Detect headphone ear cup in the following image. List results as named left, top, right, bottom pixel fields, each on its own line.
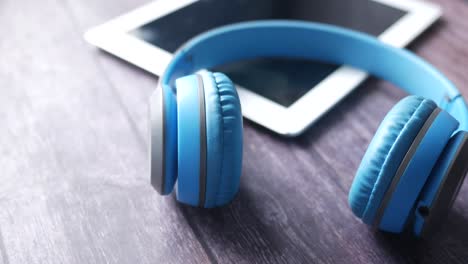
left=348, top=96, right=437, bottom=224
left=175, top=72, right=242, bottom=208
left=175, top=74, right=207, bottom=206
left=413, top=131, right=468, bottom=236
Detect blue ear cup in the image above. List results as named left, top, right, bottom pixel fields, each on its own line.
left=349, top=96, right=459, bottom=233
left=175, top=71, right=242, bottom=208
left=175, top=74, right=205, bottom=206
left=413, top=131, right=468, bottom=236
left=349, top=96, right=436, bottom=221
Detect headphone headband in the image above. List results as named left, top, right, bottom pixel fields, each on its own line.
left=152, top=20, right=468, bottom=229
left=160, top=20, right=468, bottom=129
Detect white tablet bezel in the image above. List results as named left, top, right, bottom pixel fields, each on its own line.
left=84, top=0, right=441, bottom=136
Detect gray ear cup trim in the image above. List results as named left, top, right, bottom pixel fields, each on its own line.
left=150, top=85, right=166, bottom=195
left=419, top=133, right=468, bottom=237
left=373, top=108, right=441, bottom=229
left=196, top=74, right=207, bottom=207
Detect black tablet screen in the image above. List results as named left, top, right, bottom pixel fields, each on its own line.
left=132, top=0, right=405, bottom=106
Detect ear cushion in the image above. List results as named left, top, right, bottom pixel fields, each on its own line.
left=201, top=71, right=243, bottom=208
left=348, top=96, right=437, bottom=224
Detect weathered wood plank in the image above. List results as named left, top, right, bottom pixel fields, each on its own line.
left=67, top=0, right=468, bottom=263
left=0, top=0, right=210, bottom=263
left=3, top=0, right=468, bottom=263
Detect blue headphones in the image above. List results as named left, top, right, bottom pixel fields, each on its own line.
left=150, top=20, right=468, bottom=237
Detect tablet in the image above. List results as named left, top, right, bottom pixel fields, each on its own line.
left=85, top=0, right=441, bottom=136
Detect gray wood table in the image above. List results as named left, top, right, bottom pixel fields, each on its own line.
left=2, top=0, right=468, bottom=263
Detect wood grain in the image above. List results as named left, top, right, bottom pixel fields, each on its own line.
left=0, top=0, right=209, bottom=263
left=2, top=0, right=468, bottom=263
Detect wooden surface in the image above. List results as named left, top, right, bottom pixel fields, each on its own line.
left=2, top=0, right=468, bottom=263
